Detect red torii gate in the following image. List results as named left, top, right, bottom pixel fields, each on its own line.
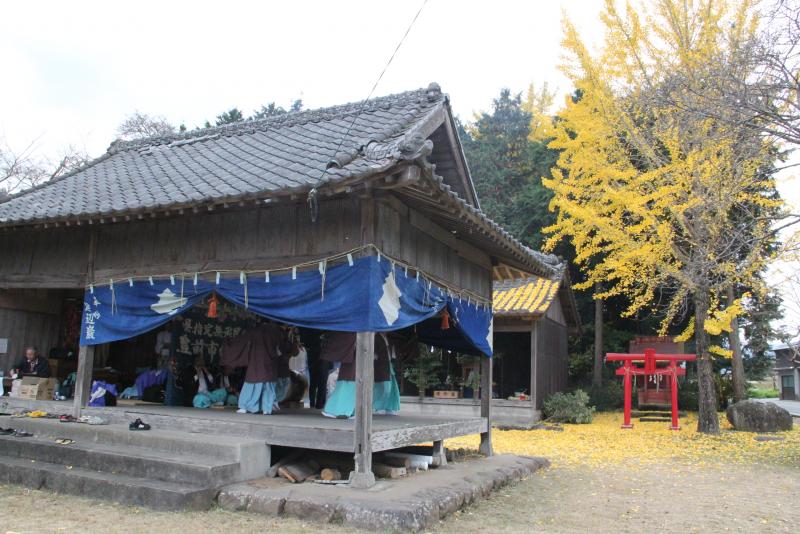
left=606, top=348, right=696, bottom=430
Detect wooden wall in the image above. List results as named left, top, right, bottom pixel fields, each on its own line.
left=0, top=227, right=90, bottom=288
left=375, top=194, right=493, bottom=299
left=535, top=317, right=569, bottom=409
left=545, top=296, right=566, bottom=326
left=0, top=289, right=62, bottom=371
left=0, top=197, right=363, bottom=286
left=0, top=193, right=491, bottom=297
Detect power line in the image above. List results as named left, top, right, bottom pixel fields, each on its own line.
left=307, top=0, right=428, bottom=222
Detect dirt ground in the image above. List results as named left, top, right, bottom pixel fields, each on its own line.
left=3, top=412, right=798, bottom=533
left=2, top=460, right=798, bottom=533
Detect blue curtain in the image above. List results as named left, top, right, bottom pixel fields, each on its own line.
left=80, top=255, right=494, bottom=356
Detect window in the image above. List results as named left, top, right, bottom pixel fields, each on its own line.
left=782, top=375, right=795, bottom=389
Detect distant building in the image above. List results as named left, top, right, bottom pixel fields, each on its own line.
left=774, top=343, right=799, bottom=400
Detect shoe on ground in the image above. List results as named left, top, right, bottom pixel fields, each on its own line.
left=129, top=418, right=151, bottom=431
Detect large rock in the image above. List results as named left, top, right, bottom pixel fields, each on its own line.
left=726, top=400, right=793, bottom=432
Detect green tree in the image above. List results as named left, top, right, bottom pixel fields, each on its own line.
left=458, top=89, right=558, bottom=251
left=251, top=99, right=303, bottom=120
left=215, top=108, right=245, bottom=126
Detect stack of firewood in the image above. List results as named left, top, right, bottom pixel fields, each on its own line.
left=270, top=448, right=439, bottom=484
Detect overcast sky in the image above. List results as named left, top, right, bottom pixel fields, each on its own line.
left=0, top=0, right=797, bottom=334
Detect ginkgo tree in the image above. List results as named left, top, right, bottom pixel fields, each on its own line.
left=544, top=0, right=798, bottom=433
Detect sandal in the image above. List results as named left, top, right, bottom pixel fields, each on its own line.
left=129, top=418, right=151, bottom=431
left=59, top=415, right=77, bottom=423
left=13, top=430, right=32, bottom=437
left=55, top=438, right=75, bottom=445
left=77, top=415, right=107, bottom=425
left=0, top=428, right=14, bottom=435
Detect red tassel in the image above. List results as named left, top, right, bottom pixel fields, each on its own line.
left=207, top=294, right=218, bottom=318
left=440, top=309, right=450, bottom=330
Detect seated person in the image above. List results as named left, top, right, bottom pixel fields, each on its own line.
left=11, top=347, right=51, bottom=378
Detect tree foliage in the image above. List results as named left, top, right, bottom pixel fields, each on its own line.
left=544, top=0, right=797, bottom=433
left=215, top=108, right=245, bottom=126
left=459, top=89, right=558, bottom=250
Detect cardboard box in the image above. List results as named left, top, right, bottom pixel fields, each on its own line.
left=433, top=390, right=461, bottom=399
left=18, top=377, right=58, bottom=400
left=9, top=379, right=22, bottom=398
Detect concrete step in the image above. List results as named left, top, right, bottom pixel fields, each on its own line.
left=0, top=454, right=216, bottom=510
left=0, top=434, right=240, bottom=486
left=0, top=416, right=270, bottom=482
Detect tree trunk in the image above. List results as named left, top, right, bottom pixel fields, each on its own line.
left=727, top=285, right=746, bottom=403
left=694, top=291, right=720, bottom=434
left=593, top=284, right=604, bottom=387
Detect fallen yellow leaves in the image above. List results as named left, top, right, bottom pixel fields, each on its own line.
left=446, top=412, right=800, bottom=469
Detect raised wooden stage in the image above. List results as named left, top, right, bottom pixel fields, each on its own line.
left=0, top=398, right=486, bottom=453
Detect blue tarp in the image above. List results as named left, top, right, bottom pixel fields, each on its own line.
left=80, top=255, right=493, bottom=356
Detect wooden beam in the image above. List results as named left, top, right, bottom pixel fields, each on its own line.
left=72, top=344, right=95, bottom=418
left=349, top=331, right=376, bottom=489
left=407, top=208, right=492, bottom=270
left=479, top=355, right=493, bottom=456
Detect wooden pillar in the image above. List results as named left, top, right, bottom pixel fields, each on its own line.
left=621, top=361, right=633, bottom=429
left=349, top=331, right=376, bottom=489
left=72, top=344, right=95, bottom=418
left=73, top=229, right=98, bottom=418
left=431, top=439, right=447, bottom=467
left=479, top=354, right=493, bottom=456
left=669, top=364, right=680, bottom=431
left=530, top=320, right=539, bottom=411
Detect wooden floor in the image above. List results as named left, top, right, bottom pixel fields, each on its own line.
left=0, top=397, right=486, bottom=453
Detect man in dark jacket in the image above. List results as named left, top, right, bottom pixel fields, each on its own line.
left=12, top=347, right=51, bottom=378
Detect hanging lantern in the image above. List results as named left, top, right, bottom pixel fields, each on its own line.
left=440, top=309, right=450, bottom=330
left=207, top=293, right=219, bottom=318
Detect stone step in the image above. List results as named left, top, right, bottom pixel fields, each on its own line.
left=0, top=434, right=240, bottom=487
left=0, top=416, right=270, bottom=482
left=631, top=410, right=686, bottom=417
left=0, top=454, right=216, bottom=510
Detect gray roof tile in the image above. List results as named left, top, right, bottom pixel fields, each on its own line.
left=0, top=84, right=446, bottom=224
left=0, top=83, right=563, bottom=280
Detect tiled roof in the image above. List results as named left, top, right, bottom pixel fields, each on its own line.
left=493, top=276, right=561, bottom=316
left=0, top=84, right=447, bottom=225
left=0, top=82, right=565, bottom=281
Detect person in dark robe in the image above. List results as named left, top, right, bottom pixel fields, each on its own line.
left=11, top=347, right=51, bottom=378
left=320, top=331, right=357, bottom=418
left=321, top=331, right=402, bottom=418
left=221, top=321, right=292, bottom=414
left=373, top=333, right=401, bottom=415
left=301, top=329, right=328, bottom=409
